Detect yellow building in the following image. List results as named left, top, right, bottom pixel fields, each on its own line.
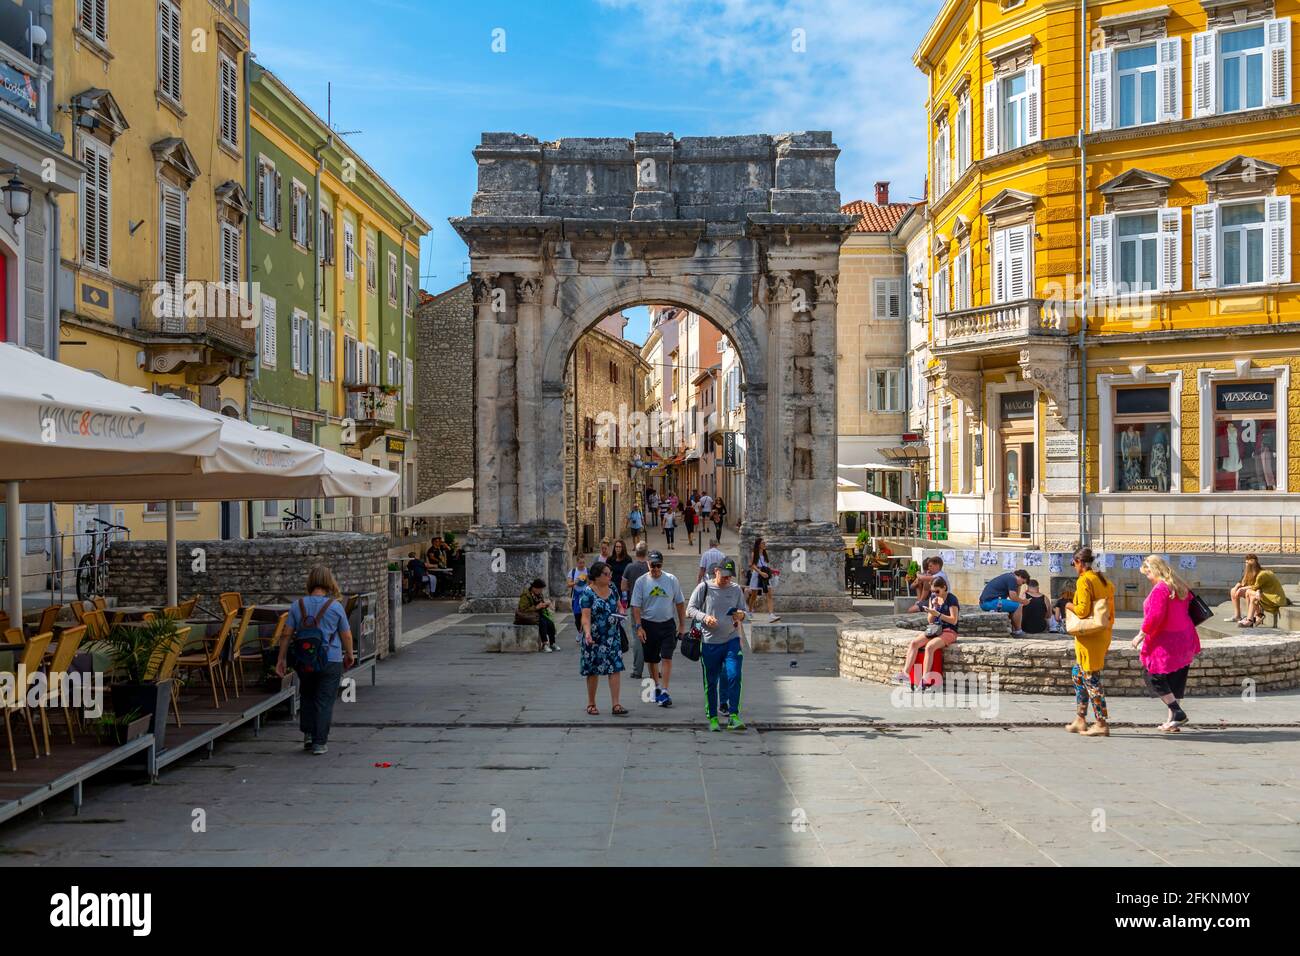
left=915, top=0, right=1298, bottom=557
left=52, top=0, right=253, bottom=551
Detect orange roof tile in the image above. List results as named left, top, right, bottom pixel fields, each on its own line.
left=841, top=199, right=917, bottom=233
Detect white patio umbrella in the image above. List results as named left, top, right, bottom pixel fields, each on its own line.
left=0, top=344, right=225, bottom=624
left=836, top=476, right=862, bottom=490
left=837, top=489, right=911, bottom=513
left=398, top=478, right=473, bottom=518
left=21, top=407, right=399, bottom=605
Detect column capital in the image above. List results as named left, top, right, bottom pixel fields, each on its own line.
left=814, top=272, right=838, bottom=305
left=765, top=270, right=793, bottom=304
left=513, top=273, right=543, bottom=304
left=1019, top=346, right=1072, bottom=422
left=470, top=271, right=500, bottom=304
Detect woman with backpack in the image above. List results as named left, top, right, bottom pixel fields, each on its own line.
left=1065, top=547, right=1116, bottom=738
left=275, top=565, right=354, bottom=755
left=1131, top=555, right=1201, bottom=732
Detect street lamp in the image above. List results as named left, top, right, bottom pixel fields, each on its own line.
left=1, top=171, right=32, bottom=224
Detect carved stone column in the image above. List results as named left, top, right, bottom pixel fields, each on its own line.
left=513, top=273, right=543, bottom=524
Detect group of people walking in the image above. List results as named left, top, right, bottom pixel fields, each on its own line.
left=516, top=537, right=757, bottom=730
left=643, top=489, right=728, bottom=550
left=896, top=547, right=1207, bottom=736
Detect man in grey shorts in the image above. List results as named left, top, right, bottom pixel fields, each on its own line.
left=630, top=549, right=686, bottom=707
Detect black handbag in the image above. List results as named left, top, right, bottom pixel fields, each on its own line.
left=679, top=627, right=702, bottom=662
left=1188, top=591, right=1212, bottom=627
left=618, top=624, right=629, bottom=653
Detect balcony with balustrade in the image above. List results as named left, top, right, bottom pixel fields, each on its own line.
left=343, top=384, right=399, bottom=453
left=137, top=280, right=256, bottom=385
left=933, top=297, right=1071, bottom=355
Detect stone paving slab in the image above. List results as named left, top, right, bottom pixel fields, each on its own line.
left=0, top=609, right=1297, bottom=866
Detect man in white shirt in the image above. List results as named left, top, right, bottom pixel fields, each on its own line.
left=698, top=492, right=714, bottom=518
left=698, top=537, right=726, bottom=583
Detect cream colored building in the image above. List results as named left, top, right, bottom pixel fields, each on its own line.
left=838, top=187, right=918, bottom=504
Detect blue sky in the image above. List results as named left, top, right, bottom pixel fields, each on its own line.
left=252, top=0, right=936, bottom=342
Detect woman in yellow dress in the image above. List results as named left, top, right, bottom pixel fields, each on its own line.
left=1066, top=547, right=1116, bottom=737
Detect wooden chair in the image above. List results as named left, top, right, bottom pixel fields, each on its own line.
left=44, top=624, right=87, bottom=745
left=70, top=601, right=87, bottom=625
left=218, top=592, right=242, bottom=616
left=3, top=633, right=53, bottom=770
left=161, top=605, right=184, bottom=621
left=224, top=606, right=259, bottom=697
left=177, top=595, right=198, bottom=620
left=92, top=597, right=108, bottom=612
left=177, top=609, right=237, bottom=708
left=3, top=627, right=24, bottom=646
left=144, top=626, right=189, bottom=728
left=82, top=608, right=110, bottom=642
left=29, top=604, right=61, bottom=637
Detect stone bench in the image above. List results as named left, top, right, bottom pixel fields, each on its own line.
left=892, top=609, right=1013, bottom=638
left=483, top=623, right=543, bottom=653
left=747, top=623, right=805, bottom=653
left=839, top=625, right=1300, bottom=695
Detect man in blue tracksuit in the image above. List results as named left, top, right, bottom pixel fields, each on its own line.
left=687, top=558, right=748, bottom=731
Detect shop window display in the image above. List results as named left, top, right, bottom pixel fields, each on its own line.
left=1113, top=386, right=1172, bottom=492
left=1213, top=382, right=1277, bottom=491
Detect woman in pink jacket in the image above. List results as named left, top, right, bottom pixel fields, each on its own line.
left=1130, top=555, right=1201, bottom=733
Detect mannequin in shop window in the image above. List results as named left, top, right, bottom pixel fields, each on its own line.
left=1120, top=425, right=1144, bottom=491
left=1221, top=423, right=1243, bottom=483
left=1150, top=425, right=1170, bottom=493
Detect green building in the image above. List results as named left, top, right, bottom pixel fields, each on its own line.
left=248, top=63, right=430, bottom=532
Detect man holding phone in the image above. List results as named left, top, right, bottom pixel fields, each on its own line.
left=686, top=559, right=748, bottom=732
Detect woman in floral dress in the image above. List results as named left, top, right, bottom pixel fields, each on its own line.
left=580, top=562, right=627, bottom=715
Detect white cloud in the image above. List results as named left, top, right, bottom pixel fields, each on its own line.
left=595, top=0, right=935, bottom=204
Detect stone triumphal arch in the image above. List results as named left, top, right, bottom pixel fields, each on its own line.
left=452, top=132, right=855, bottom=611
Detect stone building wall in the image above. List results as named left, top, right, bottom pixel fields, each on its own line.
left=106, top=531, right=392, bottom=658
left=415, top=282, right=475, bottom=514
left=839, top=625, right=1300, bottom=696
left=568, top=324, right=648, bottom=554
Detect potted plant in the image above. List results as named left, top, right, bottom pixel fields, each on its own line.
left=89, top=709, right=150, bottom=747
left=855, top=529, right=870, bottom=554
left=105, top=617, right=185, bottom=753
left=906, top=560, right=921, bottom=584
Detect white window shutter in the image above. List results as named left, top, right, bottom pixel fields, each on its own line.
left=992, top=229, right=1007, bottom=303
left=934, top=265, right=948, bottom=315
left=405, top=358, right=414, bottom=406
left=1007, top=225, right=1031, bottom=299
left=261, top=297, right=277, bottom=367
left=1157, top=208, right=1183, bottom=292
left=1192, top=203, right=1219, bottom=290
left=964, top=249, right=972, bottom=308
left=1090, top=214, right=1115, bottom=297
left=318, top=324, right=327, bottom=377
left=1266, top=196, right=1292, bottom=284
left=1266, top=19, right=1291, bottom=107
left=889, top=278, right=902, bottom=317
left=1192, top=31, right=1216, bottom=117
left=982, top=79, right=998, bottom=158
left=874, top=278, right=887, bottom=318
left=1025, top=64, right=1042, bottom=143
left=291, top=314, right=301, bottom=371
left=1156, top=37, right=1182, bottom=122
left=1090, top=48, right=1113, bottom=131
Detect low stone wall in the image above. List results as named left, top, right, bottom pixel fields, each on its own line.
left=106, top=530, right=391, bottom=658
left=839, top=625, right=1300, bottom=696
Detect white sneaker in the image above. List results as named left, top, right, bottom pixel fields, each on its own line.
left=1012, top=629, right=1026, bottom=637
left=769, top=613, right=781, bottom=622
left=543, top=645, right=553, bottom=653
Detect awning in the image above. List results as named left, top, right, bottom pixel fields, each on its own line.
left=880, top=444, right=929, bottom=462
left=836, top=476, right=862, bottom=490
left=838, top=461, right=911, bottom=472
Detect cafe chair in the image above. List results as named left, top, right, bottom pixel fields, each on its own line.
left=177, top=595, right=199, bottom=620
left=177, top=609, right=237, bottom=708
left=29, top=604, right=62, bottom=638
left=3, top=633, right=53, bottom=770
left=161, top=605, right=184, bottom=621
left=144, top=626, right=189, bottom=729
left=4, top=627, right=24, bottom=647
left=44, top=624, right=87, bottom=745
left=70, top=601, right=87, bottom=625
left=82, top=609, right=110, bottom=642
left=218, top=592, right=242, bottom=617
left=224, top=606, right=258, bottom=697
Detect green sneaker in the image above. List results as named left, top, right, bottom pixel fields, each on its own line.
left=708, top=717, right=721, bottom=732
left=727, top=714, right=746, bottom=731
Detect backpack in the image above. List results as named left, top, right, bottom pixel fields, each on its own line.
left=289, top=597, right=337, bottom=674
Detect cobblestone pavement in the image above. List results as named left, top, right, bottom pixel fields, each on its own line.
left=2, top=589, right=1299, bottom=866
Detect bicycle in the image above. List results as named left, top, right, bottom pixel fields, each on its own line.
left=281, top=508, right=310, bottom=530
left=76, top=517, right=129, bottom=602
